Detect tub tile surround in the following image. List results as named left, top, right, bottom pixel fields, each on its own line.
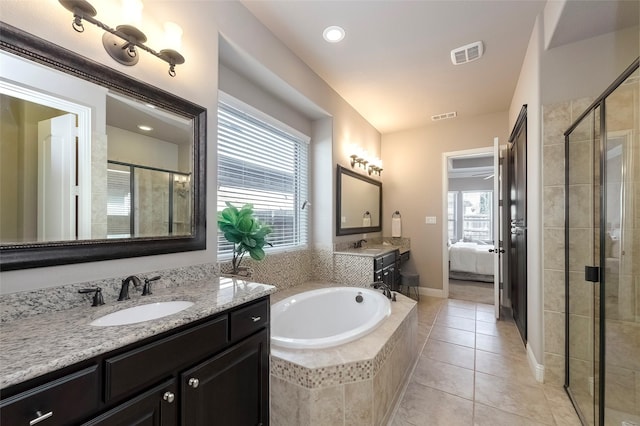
left=270, top=282, right=418, bottom=426
left=0, top=275, right=275, bottom=389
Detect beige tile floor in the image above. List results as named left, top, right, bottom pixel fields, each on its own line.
left=389, top=297, right=582, bottom=426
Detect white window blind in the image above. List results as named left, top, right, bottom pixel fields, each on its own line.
left=217, top=98, right=309, bottom=255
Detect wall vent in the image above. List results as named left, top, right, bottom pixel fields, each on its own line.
left=431, top=111, right=457, bottom=121
left=451, top=41, right=484, bottom=65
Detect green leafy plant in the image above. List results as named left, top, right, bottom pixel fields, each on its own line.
left=217, top=202, right=273, bottom=275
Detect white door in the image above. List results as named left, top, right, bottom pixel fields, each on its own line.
left=37, top=114, right=77, bottom=241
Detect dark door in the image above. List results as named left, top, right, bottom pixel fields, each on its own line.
left=508, top=105, right=527, bottom=343
left=181, top=329, right=269, bottom=426
left=82, top=380, right=177, bottom=426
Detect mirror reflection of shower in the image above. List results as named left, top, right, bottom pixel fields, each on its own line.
left=107, top=161, right=191, bottom=238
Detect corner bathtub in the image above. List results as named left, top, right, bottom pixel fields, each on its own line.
left=271, top=286, right=391, bottom=349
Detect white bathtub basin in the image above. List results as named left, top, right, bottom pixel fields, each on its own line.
left=90, top=301, right=194, bottom=327
left=271, top=287, right=390, bottom=349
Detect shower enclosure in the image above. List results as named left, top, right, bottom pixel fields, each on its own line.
left=564, top=58, right=639, bottom=426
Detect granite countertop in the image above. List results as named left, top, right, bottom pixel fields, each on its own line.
left=0, top=276, right=275, bottom=389
left=333, top=245, right=409, bottom=257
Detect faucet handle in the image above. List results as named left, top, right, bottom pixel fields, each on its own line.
left=78, top=287, right=105, bottom=307
left=142, top=276, right=161, bottom=296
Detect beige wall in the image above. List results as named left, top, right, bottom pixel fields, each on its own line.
left=0, top=1, right=380, bottom=294
left=381, top=111, right=508, bottom=292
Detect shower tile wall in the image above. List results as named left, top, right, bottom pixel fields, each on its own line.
left=542, top=97, right=595, bottom=387
left=543, top=71, right=640, bottom=424
left=91, top=133, right=108, bottom=239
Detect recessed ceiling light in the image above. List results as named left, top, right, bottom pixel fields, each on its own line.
left=323, top=26, right=345, bottom=43
left=137, top=125, right=153, bottom=131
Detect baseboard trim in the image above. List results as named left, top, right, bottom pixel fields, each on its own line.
left=526, top=343, right=545, bottom=383
left=419, top=287, right=444, bottom=298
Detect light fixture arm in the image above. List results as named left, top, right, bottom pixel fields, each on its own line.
left=60, top=0, right=185, bottom=77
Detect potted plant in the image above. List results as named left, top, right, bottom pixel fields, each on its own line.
left=217, top=202, right=273, bottom=276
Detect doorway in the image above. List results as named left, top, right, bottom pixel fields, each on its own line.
left=442, top=144, right=500, bottom=315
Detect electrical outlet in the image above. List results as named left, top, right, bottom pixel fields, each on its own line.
left=425, top=216, right=437, bottom=224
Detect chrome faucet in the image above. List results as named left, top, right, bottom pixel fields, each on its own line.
left=118, top=275, right=141, bottom=301
left=371, top=281, right=396, bottom=301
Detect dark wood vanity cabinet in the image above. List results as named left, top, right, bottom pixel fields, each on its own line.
left=0, top=297, right=270, bottom=426
left=374, top=250, right=400, bottom=290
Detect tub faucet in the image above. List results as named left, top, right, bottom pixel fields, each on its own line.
left=371, top=281, right=395, bottom=301
left=118, top=275, right=142, bottom=301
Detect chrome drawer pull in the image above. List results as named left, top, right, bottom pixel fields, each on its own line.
left=30, top=411, right=53, bottom=426
left=251, top=316, right=261, bottom=322
left=163, top=391, right=175, bottom=403
left=188, top=377, right=200, bottom=388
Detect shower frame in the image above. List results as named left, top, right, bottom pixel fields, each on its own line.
left=563, top=57, right=639, bottom=426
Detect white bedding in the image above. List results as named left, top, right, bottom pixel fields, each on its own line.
left=448, top=242, right=494, bottom=276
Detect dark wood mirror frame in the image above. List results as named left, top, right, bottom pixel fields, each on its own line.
left=336, top=165, right=382, bottom=236
left=0, top=23, right=207, bottom=271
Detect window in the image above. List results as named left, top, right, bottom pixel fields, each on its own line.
left=447, top=191, right=457, bottom=242
left=217, top=95, right=309, bottom=256
left=107, top=165, right=131, bottom=238
left=461, top=191, right=492, bottom=241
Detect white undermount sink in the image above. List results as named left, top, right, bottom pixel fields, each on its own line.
left=90, top=301, right=194, bottom=327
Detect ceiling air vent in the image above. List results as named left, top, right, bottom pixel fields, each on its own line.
left=431, top=111, right=457, bottom=121
left=451, top=41, right=484, bottom=65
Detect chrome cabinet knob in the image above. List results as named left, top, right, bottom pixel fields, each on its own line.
left=188, top=377, right=200, bottom=388
left=251, top=316, right=261, bottom=322
left=163, top=391, right=175, bottom=403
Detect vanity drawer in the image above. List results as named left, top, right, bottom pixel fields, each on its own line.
left=230, top=299, right=269, bottom=342
left=0, top=365, right=99, bottom=426
left=104, top=315, right=228, bottom=403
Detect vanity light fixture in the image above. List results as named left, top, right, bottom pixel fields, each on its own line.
left=350, top=152, right=368, bottom=169
left=59, top=0, right=185, bottom=77
left=323, top=26, right=345, bottom=43
left=368, top=157, right=383, bottom=176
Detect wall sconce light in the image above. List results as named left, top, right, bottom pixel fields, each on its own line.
left=368, top=157, right=383, bottom=176
left=350, top=153, right=368, bottom=169
left=59, top=0, right=185, bottom=77
left=368, top=164, right=383, bottom=176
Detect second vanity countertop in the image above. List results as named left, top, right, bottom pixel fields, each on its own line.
left=0, top=276, right=275, bottom=390
left=333, top=245, right=409, bottom=257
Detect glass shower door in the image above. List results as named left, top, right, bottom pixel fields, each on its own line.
left=566, top=107, right=601, bottom=426
left=602, top=67, right=639, bottom=426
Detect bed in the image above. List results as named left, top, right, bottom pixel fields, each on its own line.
left=448, top=241, right=495, bottom=283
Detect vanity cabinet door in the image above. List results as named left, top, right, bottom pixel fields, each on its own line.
left=82, top=379, right=177, bottom=426
left=181, top=328, right=269, bottom=426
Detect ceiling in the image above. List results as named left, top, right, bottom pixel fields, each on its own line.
left=241, top=0, right=638, bottom=134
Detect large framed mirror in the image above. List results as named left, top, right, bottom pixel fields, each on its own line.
left=336, top=165, right=382, bottom=236
left=0, top=23, right=206, bottom=270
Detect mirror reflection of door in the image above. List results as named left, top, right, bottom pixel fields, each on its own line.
left=0, top=91, right=89, bottom=243
left=37, top=114, right=78, bottom=242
